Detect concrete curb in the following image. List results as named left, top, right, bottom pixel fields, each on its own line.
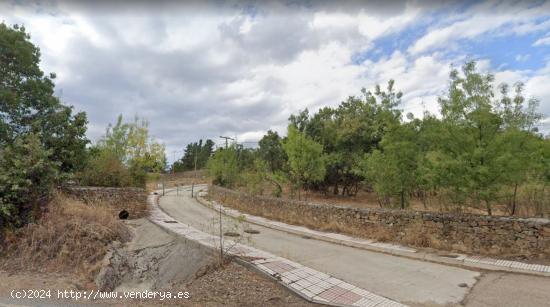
left=195, top=187, right=550, bottom=277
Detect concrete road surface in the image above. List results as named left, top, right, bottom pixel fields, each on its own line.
left=159, top=188, right=550, bottom=307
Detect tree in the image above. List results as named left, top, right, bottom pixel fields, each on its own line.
left=0, top=23, right=88, bottom=176
left=0, top=23, right=88, bottom=228
left=435, top=61, right=543, bottom=215
left=207, top=145, right=239, bottom=188
left=258, top=130, right=286, bottom=172
left=173, top=139, right=215, bottom=172
left=80, top=115, right=166, bottom=187
left=0, top=134, right=57, bottom=227
left=282, top=125, right=326, bottom=199
left=361, top=123, right=420, bottom=209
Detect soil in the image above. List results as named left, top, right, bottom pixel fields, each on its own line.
left=0, top=218, right=316, bottom=306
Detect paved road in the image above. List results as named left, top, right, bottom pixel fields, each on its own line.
left=159, top=188, right=550, bottom=307
left=161, top=189, right=476, bottom=306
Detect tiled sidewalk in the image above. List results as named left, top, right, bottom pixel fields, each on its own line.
left=195, top=190, right=550, bottom=276
left=148, top=193, right=407, bottom=307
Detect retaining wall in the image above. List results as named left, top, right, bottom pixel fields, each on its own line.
left=209, top=185, right=550, bottom=259
left=63, top=186, right=148, bottom=218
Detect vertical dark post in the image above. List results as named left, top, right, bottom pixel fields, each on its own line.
left=217, top=136, right=234, bottom=263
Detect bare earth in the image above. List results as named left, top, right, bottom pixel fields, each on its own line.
left=0, top=218, right=316, bottom=307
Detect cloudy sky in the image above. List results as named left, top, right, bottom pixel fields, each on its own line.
left=2, top=0, right=550, bottom=161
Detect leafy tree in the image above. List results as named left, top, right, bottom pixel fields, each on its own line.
left=0, top=23, right=88, bottom=229
left=434, top=61, right=543, bottom=215
left=0, top=23, right=88, bottom=175
left=282, top=125, right=326, bottom=199
left=258, top=130, right=286, bottom=172
left=362, top=123, right=420, bottom=209
left=79, top=115, right=166, bottom=187
left=78, top=147, right=134, bottom=187
left=174, top=139, right=215, bottom=172
left=207, top=145, right=239, bottom=188
left=0, top=134, right=57, bottom=227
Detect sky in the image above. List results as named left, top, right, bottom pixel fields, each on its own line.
left=2, top=0, right=550, bottom=162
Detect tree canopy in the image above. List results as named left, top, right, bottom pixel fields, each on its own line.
left=0, top=23, right=88, bottom=228
left=207, top=61, right=549, bottom=216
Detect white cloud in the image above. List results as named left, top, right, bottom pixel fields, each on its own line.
left=1, top=0, right=549, bottom=160
left=409, top=1, right=550, bottom=55
left=515, top=54, right=530, bottom=62
left=533, top=32, right=550, bottom=46
left=357, top=4, right=422, bottom=40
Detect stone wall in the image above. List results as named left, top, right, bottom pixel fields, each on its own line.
left=209, top=185, right=550, bottom=260
left=63, top=186, right=148, bottom=218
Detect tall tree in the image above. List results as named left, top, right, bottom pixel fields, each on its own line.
left=258, top=130, right=286, bottom=173
left=0, top=23, right=88, bottom=175
left=0, top=23, right=88, bottom=227
left=282, top=125, right=326, bottom=199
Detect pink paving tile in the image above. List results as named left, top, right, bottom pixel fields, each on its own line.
left=317, top=285, right=349, bottom=301
left=262, top=261, right=297, bottom=274
left=331, top=290, right=363, bottom=305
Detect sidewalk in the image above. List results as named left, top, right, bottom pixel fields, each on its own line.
left=148, top=191, right=407, bottom=307
left=195, top=189, right=550, bottom=277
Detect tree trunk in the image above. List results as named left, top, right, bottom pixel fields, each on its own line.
left=486, top=200, right=492, bottom=216
left=400, top=190, right=405, bottom=210
left=421, top=190, right=427, bottom=209
left=333, top=183, right=339, bottom=195
left=511, top=183, right=518, bottom=216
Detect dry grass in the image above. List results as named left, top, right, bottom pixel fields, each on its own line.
left=146, top=171, right=210, bottom=192
left=1, top=192, right=131, bottom=281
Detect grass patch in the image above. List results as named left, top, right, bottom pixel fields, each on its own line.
left=1, top=191, right=131, bottom=282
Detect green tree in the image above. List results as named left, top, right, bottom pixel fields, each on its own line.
left=258, top=130, right=286, bottom=173
left=0, top=23, right=88, bottom=175
left=0, top=134, right=57, bottom=227
left=0, top=23, right=88, bottom=229
left=282, top=125, right=326, bottom=199
left=362, top=123, right=420, bottom=209
left=435, top=61, right=543, bottom=215
left=174, top=139, right=215, bottom=172
left=80, top=115, right=166, bottom=187
left=207, top=145, right=239, bottom=188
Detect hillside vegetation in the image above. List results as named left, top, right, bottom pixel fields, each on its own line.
left=207, top=62, right=549, bottom=217
left=0, top=23, right=166, bottom=248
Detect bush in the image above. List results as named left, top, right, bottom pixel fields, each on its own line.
left=1, top=192, right=131, bottom=279
left=0, top=134, right=57, bottom=228
left=77, top=149, right=135, bottom=187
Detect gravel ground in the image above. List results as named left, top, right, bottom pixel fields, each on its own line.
left=179, top=261, right=318, bottom=306
left=0, top=261, right=318, bottom=306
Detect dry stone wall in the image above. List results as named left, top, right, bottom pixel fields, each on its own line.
left=63, top=186, right=148, bottom=218
left=209, top=185, right=550, bottom=260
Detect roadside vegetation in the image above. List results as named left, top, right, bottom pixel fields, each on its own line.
left=207, top=62, right=549, bottom=217
left=77, top=114, right=167, bottom=188
left=0, top=192, right=131, bottom=281
left=0, top=23, right=166, bottom=253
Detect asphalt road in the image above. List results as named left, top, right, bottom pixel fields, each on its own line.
left=159, top=188, right=550, bottom=307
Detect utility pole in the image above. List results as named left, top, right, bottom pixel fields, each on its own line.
left=217, top=136, right=234, bottom=262
left=191, top=145, right=199, bottom=198
left=172, top=150, right=176, bottom=174
left=219, top=136, right=234, bottom=149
